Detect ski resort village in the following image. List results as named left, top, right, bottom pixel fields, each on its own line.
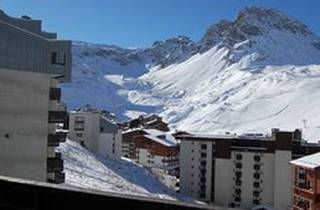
left=2, top=3, right=320, bottom=210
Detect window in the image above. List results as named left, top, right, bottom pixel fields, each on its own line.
left=235, top=188, right=241, bottom=195
left=201, top=144, right=207, bottom=150
left=201, top=152, right=207, bottom=158
left=236, top=154, right=242, bottom=160
left=254, top=155, right=261, bottom=162
left=253, top=199, right=260, bottom=205
left=253, top=173, right=260, bottom=180
left=199, top=193, right=206, bottom=199
left=200, top=161, right=207, bottom=167
left=253, top=182, right=260, bottom=188
left=236, top=163, right=242, bottom=169
left=100, top=127, right=104, bottom=132
left=51, top=52, right=66, bottom=65
left=235, top=171, right=242, bottom=178
left=254, top=164, right=261, bottom=171
left=253, top=191, right=260, bottom=197
left=76, top=133, right=83, bottom=137
left=235, top=180, right=242, bottom=186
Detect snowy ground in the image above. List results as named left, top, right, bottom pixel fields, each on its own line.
left=57, top=140, right=196, bottom=203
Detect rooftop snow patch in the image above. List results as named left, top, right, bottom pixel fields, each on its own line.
left=291, top=152, right=320, bottom=169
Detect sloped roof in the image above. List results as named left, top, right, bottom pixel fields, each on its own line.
left=291, top=152, right=320, bottom=169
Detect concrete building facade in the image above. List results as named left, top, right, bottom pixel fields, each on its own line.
left=0, top=10, right=71, bottom=183
left=69, top=107, right=122, bottom=161
left=177, top=129, right=320, bottom=210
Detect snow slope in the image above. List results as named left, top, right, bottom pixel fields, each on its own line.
left=57, top=140, right=194, bottom=202
left=62, top=7, right=320, bottom=141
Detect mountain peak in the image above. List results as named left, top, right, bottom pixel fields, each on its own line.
left=200, top=6, right=314, bottom=50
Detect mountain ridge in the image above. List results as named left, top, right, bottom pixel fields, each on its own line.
left=62, top=6, right=320, bottom=141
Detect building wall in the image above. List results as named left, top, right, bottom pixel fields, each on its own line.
left=0, top=16, right=71, bottom=82
left=274, top=150, right=292, bottom=210
left=179, top=140, right=213, bottom=202
left=0, top=68, right=50, bottom=181
left=98, top=130, right=122, bottom=160
left=69, top=112, right=122, bottom=161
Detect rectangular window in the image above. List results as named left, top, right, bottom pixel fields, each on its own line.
left=51, top=52, right=66, bottom=66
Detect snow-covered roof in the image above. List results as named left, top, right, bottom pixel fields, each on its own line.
left=291, top=152, right=320, bottom=169
left=143, top=134, right=177, bottom=147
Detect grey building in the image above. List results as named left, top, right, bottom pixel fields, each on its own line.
left=69, top=106, right=122, bottom=161
left=0, top=9, right=72, bottom=184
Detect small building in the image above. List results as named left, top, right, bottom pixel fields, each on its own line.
left=291, top=152, right=320, bottom=210
left=122, top=128, right=179, bottom=176
left=0, top=9, right=71, bottom=184
left=69, top=106, right=122, bottom=161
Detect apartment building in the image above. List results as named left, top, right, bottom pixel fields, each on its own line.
left=0, top=10, right=71, bottom=183
left=291, top=152, right=320, bottom=210
left=177, top=129, right=320, bottom=210
left=69, top=106, right=122, bottom=160
left=122, top=128, right=179, bottom=176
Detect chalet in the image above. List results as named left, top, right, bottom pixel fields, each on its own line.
left=122, top=128, right=179, bottom=176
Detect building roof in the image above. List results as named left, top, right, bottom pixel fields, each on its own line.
left=291, top=152, right=320, bottom=169
left=143, top=134, right=177, bottom=147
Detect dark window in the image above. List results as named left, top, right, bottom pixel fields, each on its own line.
left=235, top=180, right=242, bottom=186
left=253, top=191, right=260, bottom=197
left=51, top=52, right=66, bottom=66
left=200, top=177, right=206, bottom=183
left=235, top=188, right=241, bottom=194
left=201, top=144, right=207, bottom=150
left=234, top=197, right=241, bottom=202
left=199, top=193, right=206, bottom=199
left=76, top=133, right=83, bottom=137
left=236, top=163, right=242, bottom=169
left=253, top=182, right=260, bottom=188
left=236, top=154, right=242, bottom=160
left=253, top=173, right=260, bottom=179
left=100, top=127, right=104, bottom=132
left=253, top=199, right=260, bottom=205
left=4, top=134, right=10, bottom=139
left=254, top=164, right=261, bottom=171
left=254, top=155, right=261, bottom=162
left=200, top=169, right=206, bottom=175
left=235, top=171, right=242, bottom=178
left=201, top=152, right=207, bottom=158
left=200, top=161, right=207, bottom=167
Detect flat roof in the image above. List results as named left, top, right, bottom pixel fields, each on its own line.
left=291, top=152, right=320, bottom=169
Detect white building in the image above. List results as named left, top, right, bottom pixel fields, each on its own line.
left=0, top=10, right=71, bottom=183
left=69, top=107, right=122, bottom=161
left=177, top=129, right=320, bottom=210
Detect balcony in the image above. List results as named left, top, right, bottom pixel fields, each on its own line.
left=49, top=88, right=61, bottom=101
left=47, top=172, right=65, bottom=184
left=48, top=132, right=67, bottom=147
left=47, top=157, right=64, bottom=173
left=48, top=111, right=68, bottom=124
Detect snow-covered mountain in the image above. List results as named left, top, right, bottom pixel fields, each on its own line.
left=62, top=7, right=320, bottom=141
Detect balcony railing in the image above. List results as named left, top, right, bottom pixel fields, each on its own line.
left=48, top=132, right=67, bottom=147
left=48, top=172, right=65, bottom=184
left=47, top=157, right=64, bottom=173
left=49, top=88, right=61, bottom=101
left=48, top=111, right=68, bottom=124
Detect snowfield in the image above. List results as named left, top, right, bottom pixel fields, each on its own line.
left=61, top=7, right=320, bottom=141
left=57, top=140, right=195, bottom=203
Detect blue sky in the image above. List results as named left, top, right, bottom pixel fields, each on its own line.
left=1, top=0, right=319, bottom=48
